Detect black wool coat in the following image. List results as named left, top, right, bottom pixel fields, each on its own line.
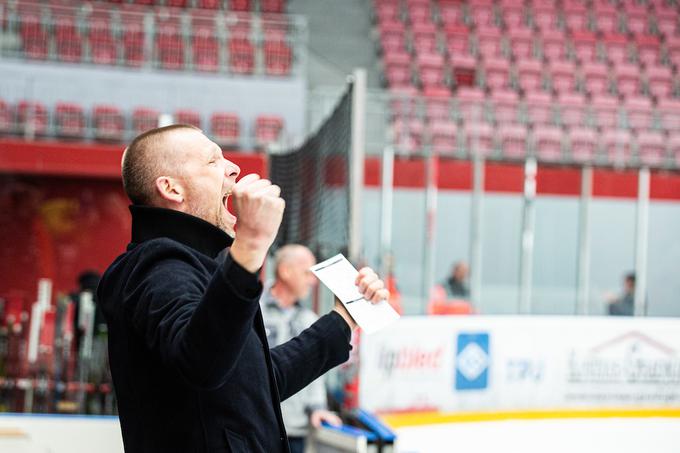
left=97, top=206, right=352, bottom=452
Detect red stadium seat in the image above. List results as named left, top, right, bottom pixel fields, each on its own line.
left=532, top=4, right=559, bottom=31
left=19, top=11, right=48, bottom=60
left=93, top=105, right=124, bottom=141
left=132, top=108, right=159, bottom=135
left=122, top=21, right=146, bottom=67
left=563, top=3, right=588, bottom=31
left=384, top=51, right=412, bottom=88
left=227, top=0, right=250, bottom=11
left=635, top=34, right=661, bottom=67
left=456, top=87, right=486, bottom=122
left=211, top=112, right=240, bottom=147
left=424, top=93, right=452, bottom=122
left=392, top=118, right=424, bottom=152
left=54, top=102, right=85, bottom=138
left=624, top=96, right=653, bottom=132
left=571, top=31, right=598, bottom=64
left=507, top=27, right=534, bottom=60
left=666, top=36, right=680, bottom=67
left=229, top=37, right=255, bottom=74
left=568, top=127, right=598, bottom=163
left=540, top=30, right=567, bottom=61
left=590, top=95, right=620, bottom=129
left=411, top=22, right=438, bottom=55
left=501, top=4, right=525, bottom=29
left=524, top=91, right=553, bottom=125
left=498, top=123, right=527, bottom=159
left=192, top=24, right=219, bottom=72
left=17, top=101, right=48, bottom=136
left=623, top=6, right=648, bottom=35
left=656, top=5, right=678, bottom=38
left=468, top=1, right=495, bottom=28
left=166, top=0, right=188, bottom=7
left=491, top=89, right=519, bottom=125
left=637, top=131, right=666, bottom=166
left=175, top=109, right=202, bottom=128
left=379, top=20, right=408, bottom=54
left=89, top=17, right=117, bottom=65
left=669, top=133, right=680, bottom=166
left=645, top=65, right=673, bottom=99
left=440, top=2, right=464, bottom=27
left=516, top=59, right=544, bottom=92
left=603, top=130, right=633, bottom=166
left=602, top=33, right=630, bottom=65
left=533, top=126, right=563, bottom=162
left=416, top=52, right=445, bottom=87
left=254, top=115, right=284, bottom=147
left=429, top=120, right=458, bottom=154
left=449, top=53, right=476, bottom=87
left=475, top=27, right=503, bottom=59
left=483, top=57, right=511, bottom=91
left=549, top=61, right=577, bottom=94
left=264, top=40, right=292, bottom=76
left=156, top=24, right=184, bottom=70
left=592, top=3, right=618, bottom=34
left=581, top=63, right=609, bottom=97
left=0, top=100, right=12, bottom=134
left=463, top=122, right=494, bottom=157
left=407, top=2, right=431, bottom=24
left=614, top=63, right=642, bottom=97
left=657, top=98, right=680, bottom=132
left=557, top=93, right=587, bottom=128
left=389, top=85, right=419, bottom=119
left=53, top=14, right=82, bottom=62
left=444, top=24, right=471, bottom=55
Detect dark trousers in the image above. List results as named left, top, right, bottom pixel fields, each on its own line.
left=288, top=436, right=305, bottom=453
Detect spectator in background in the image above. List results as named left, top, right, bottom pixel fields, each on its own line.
left=71, top=270, right=105, bottom=352
left=444, top=261, right=470, bottom=299
left=261, top=244, right=342, bottom=453
left=607, top=272, right=636, bottom=316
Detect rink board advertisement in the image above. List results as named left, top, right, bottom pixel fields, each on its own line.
left=358, top=316, right=680, bottom=413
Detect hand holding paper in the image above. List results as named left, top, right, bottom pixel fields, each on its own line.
left=311, top=254, right=400, bottom=334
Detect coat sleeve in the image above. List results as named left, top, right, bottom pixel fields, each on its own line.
left=124, top=241, right=262, bottom=390
left=269, top=311, right=352, bottom=402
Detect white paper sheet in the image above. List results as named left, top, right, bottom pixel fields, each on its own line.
left=310, top=254, right=400, bottom=334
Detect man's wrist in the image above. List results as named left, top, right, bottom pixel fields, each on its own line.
left=229, top=237, right=268, bottom=273
left=333, top=303, right=357, bottom=330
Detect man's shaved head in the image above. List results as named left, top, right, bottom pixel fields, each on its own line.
left=121, top=124, right=200, bottom=205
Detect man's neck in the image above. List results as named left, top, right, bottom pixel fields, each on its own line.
left=270, top=281, right=297, bottom=309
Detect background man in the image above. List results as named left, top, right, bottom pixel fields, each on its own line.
left=261, top=244, right=343, bottom=453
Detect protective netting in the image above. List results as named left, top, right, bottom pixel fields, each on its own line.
left=269, top=84, right=353, bottom=261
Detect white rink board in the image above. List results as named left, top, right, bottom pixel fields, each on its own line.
left=393, top=417, right=680, bottom=453
left=359, top=315, right=680, bottom=412
left=0, top=414, right=123, bottom=453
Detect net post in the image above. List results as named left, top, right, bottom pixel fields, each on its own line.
left=349, top=68, right=367, bottom=263
left=634, top=166, right=650, bottom=316
left=576, top=165, right=593, bottom=315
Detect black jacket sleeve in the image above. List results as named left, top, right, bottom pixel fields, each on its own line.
left=269, top=311, right=352, bottom=402
left=124, top=241, right=262, bottom=390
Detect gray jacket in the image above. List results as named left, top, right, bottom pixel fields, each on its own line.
left=260, top=282, right=328, bottom=437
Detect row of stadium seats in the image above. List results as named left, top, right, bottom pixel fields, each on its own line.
left=0, top=100, right=284, bottom=148
left=390, top=117, right=680, bottom=167
left=377, top=0, right=678, bottom=37
left=4, top=2, right=296, bottom=74
left=375, top=0, right=680, bottom=98
left=93, top=0, right=286, bottom=13
left=389, top=88, right=680, bottom=132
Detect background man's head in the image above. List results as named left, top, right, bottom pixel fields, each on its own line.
left=624, top=272, right=636, bottom=293
left=452, top=261, right=469, bottom=282
left=274, top=244, right=317, bottom=304
left=121, top=125, right=241, bottom=235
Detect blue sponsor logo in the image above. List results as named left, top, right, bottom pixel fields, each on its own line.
left=455, top=332, right=490, bottom=391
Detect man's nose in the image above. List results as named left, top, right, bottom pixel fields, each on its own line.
left=224, top=159, right=240, bottom=178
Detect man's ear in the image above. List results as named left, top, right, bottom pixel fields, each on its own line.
left=155, top=176, right=184, bottom=205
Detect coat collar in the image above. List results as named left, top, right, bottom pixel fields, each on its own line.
left=129, top=205, right=233, bottom=259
